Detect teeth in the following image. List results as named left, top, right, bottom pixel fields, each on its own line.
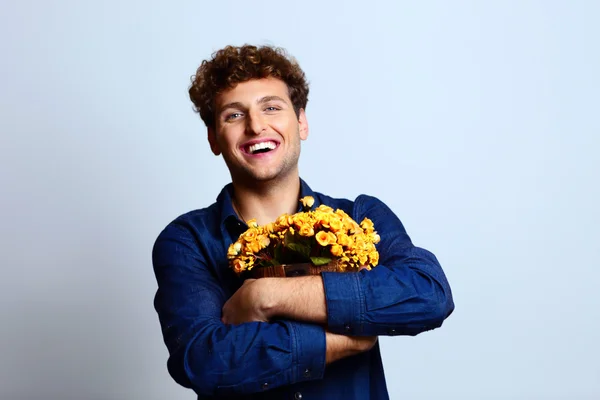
left=248, top=141, right=276, bottom=154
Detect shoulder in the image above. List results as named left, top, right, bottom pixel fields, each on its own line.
left=314, top=190, right=390, bottom=218
left=153, top=202, right=221, bottom=254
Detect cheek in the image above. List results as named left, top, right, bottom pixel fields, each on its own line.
left=218, top=129, right=241, bottom=151
left=271, top=118, right=297, bottom=136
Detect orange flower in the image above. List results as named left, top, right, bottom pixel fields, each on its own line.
left=315, top=231, right=330, bottom=246
left=232, top=259, right=246, bottom=274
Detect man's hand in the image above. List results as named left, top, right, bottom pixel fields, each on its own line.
left=222, top=279, right=270, bottom=325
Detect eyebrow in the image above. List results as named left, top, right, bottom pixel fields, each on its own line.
left=257, top=95, right=287, bottom=104
left=219, top=96, right=289, bottom=114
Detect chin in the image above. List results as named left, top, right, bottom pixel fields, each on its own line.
left=241, top=166, right=292, bottom=183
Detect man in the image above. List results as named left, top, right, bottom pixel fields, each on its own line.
left=152, top=44, right=454, bottom=399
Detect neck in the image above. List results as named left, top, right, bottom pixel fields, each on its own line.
left=231, top=171, right=301, bottom=226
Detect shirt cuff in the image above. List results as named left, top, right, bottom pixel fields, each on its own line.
left=289, top=321, right=326, bottom=384
left=321, top=271, right=364, bottom=334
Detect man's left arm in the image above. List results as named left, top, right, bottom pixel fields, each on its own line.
left=225, top=195, right=454, bottom=336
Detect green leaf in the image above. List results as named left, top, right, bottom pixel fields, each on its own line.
left=286, top=242, right=311, bottom=258
left=274, top=244, right=282, bottom=262
left=283, top=231, right=294, bottom=247
left=310, top=256, right=332, bottom=266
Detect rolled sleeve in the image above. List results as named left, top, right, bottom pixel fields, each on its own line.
left=290, top=321, right=326, bottom=383
left=321, top=271, right=365, bottom=335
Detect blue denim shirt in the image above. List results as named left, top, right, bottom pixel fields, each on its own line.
left=152, top=179, right=454, bottom=399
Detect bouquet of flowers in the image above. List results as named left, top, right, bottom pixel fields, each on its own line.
left=227, top=196, right=380, bottom=277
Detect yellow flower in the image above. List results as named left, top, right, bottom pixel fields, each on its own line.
left=358, top=254, right=368, bottom=266
left=299, top=225, right=315, bottom=237
left=316, top=204, right=333, bottom=213
left=258, top=234, right=270, bottom=249
left=248, top=240, right=261, bottom=254
left=326, top=232, right=337, bottom=245
left=341, top=216, right=355, bottom=231
left=247, top=218, right=258, bottom=228
left=227, top=242, right=242, bottom=258
left=300, top=196, right=315, bottom=208
left=329, top=218, right=343, bottom=232
left=354, top=237, right=366, bottom=250
left=293, top=213, right=310, bottom=229
left=369, top=251, right=379, bottom=266
left=335, top=209, right=349, bottom=217
left=276, top=214, right=289, bottom=228
left=371, top=233, right=380, bottom=244
left=330, top=244, right=343, bottom=257
left=264, top=222, right=275, bottom=234
left=315, top=213, right=330, bottom=228
left=336, top=233, right=352, bottom=247
left=315, top=231, right=330, bottom=246
left=243, top=229, right=257, bottom=242
left=360, top=218, right=374, bottom=233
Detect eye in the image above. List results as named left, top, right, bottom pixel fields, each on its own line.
left=225, top=112, right=242, bottom=121
left=265, top=106, right=280, bottom=112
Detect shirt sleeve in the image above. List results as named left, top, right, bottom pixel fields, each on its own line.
left=152, top=221, right=326, bottom=397
left=321, top=195, right=455, bottom=336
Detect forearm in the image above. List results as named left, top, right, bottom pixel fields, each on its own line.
left=321, top=246, right=454, bottom=336
left=165, top=317, right=326, bottom=396
left=260, top=275, right=328, bottom=324
left=325, top=331, right=376, bottom=365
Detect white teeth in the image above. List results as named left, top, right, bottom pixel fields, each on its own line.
left=248, top=141, right=276, bottom=154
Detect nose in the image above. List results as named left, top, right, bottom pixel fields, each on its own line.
left=246, top=110, right=267, bottom=135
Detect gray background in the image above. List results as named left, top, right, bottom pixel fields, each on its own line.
left=1, top=1, right=599, bottom=399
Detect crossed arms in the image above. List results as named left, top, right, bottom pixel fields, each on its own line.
left=152, top=195, right=454, bottom=397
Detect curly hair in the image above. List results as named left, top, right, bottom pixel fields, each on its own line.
left=188, top=44, right=309, bottom=129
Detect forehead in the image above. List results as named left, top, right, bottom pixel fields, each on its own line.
left=216, top=77, right=291, bottom=108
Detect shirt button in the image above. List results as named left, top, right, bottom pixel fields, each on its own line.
left=303, top=368, right=311, bottom=378
left=390, top=329, right=397, bottom=334
left=262, top=383, right=269, bottom=390
left=295, top=392, right=303, bottom=399
left=344, top=324, right=351, bottom=332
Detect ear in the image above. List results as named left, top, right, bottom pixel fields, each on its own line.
left=298, top=109, right=309, bottom=141
left=207, top=127, right=221, bottom=155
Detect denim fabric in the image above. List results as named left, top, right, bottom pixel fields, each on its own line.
left=152, top=179, right=454, bottom=399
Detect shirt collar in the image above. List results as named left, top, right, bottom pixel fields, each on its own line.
left=217, top=177, right=320, bottom=234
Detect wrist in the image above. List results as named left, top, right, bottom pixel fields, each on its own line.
left=255, top=278, right=279, bottom=319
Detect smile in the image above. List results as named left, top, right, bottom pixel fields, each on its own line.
left=243, top=140, right=279, bottom=155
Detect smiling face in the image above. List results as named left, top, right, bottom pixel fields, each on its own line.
left=208, top=77, right=309, bottom=184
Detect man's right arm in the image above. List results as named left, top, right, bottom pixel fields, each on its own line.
left=152, top=221, right=372, bottom=397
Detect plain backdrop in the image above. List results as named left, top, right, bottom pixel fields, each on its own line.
left=1, top=1, right=599, bottom=399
